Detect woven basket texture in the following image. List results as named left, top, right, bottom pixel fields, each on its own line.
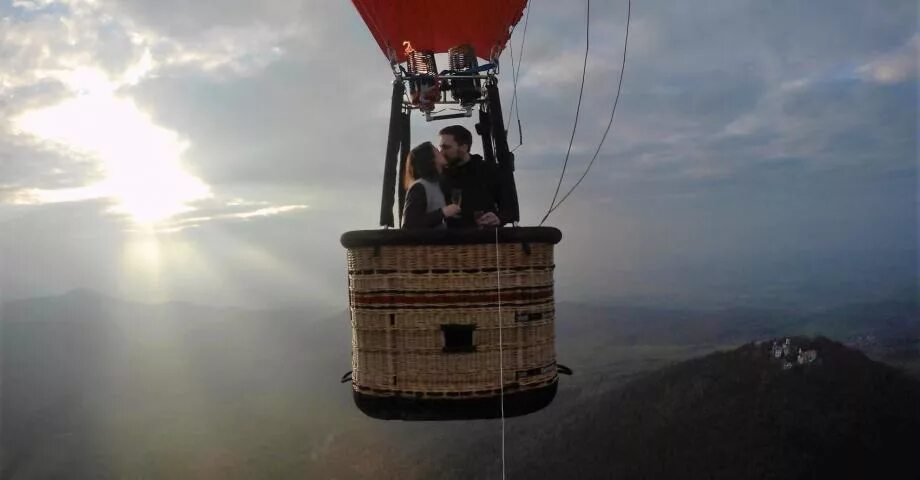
left=346, top=242, right=558, bottom=398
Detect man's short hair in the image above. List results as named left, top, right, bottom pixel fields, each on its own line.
left=439, top=125, right=473, bottom=149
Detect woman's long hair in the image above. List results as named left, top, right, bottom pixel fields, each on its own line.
left=404, top=141, right=440, bottom=190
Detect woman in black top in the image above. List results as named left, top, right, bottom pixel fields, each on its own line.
left=401, top=142, right=461, bottom=229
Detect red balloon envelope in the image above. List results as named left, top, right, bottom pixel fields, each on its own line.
left=352, top=0, right=528, bottom=63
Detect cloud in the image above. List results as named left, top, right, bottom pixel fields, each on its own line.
left=10, top=0, right=57, bottom=11
left=0, top=0, right=314, bottom=227
left=148, top=202, right=309, bottom=233
left=857, top=34, right=919, bottom=85
left=1, top=0, right=307, bottom=91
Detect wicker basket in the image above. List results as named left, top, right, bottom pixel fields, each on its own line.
left=341, top=227, right=562, bottom=420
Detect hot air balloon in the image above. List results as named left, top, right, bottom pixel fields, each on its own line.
left=340, top=0, right=568, bottom=421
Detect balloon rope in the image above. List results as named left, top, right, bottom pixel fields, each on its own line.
left=541, top=0, right=631, bottom=222
left=495, top=228, right=506, bottom=479
left=540, top=0, right=590, bottom=226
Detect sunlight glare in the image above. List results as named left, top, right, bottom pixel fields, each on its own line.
left=12, top=70, right=211, bottom=224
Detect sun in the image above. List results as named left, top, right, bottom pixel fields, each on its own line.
left=11, top=69, right=211, bottom=225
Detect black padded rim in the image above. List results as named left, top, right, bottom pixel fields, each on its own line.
left=352, top=380, right=558, bottom=421
left=341, top=226, right=562, bottom=248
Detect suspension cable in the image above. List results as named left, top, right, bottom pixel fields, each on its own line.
left=495, top=228, right=506, bottom=480
left=541, top=0, right=591, bottom=225
left=507, top=1, right=532, bottom=148
left=540, top=0, right=630, bottom=224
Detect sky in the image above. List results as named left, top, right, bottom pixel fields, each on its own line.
left=0, top=0, right=916, bottom=310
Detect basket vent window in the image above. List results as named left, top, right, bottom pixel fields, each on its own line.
left=441, top=324, right=476, bottom=353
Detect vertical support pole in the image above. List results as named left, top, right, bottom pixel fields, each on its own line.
left=477, top=108, right=496, bottom=166
left=485, top=82, right=520, bottom=224
left=380, top=80, right=406, bottom=227
left=397, top=108, right=411, bottom=226
left=476, top=106, right=495, bottom=165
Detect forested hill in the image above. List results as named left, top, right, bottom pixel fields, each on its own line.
left=485, top=336, right=920, bottom=479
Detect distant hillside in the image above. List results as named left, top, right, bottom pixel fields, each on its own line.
left=555, top=302, right=789, bottom=345
left=1, top=290, right=355, bottom=479
left=555, top=298, right=919, bottom=375
left=2, top=291, right=917, bottom=478
left=557, top=298, right=918, bottom=346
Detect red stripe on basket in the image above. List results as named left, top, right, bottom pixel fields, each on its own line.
left=353, top=286, right=554, bottom=307
left=352, top=301, right=551, bottom=310
left=352, top=285, right=548, bottom=296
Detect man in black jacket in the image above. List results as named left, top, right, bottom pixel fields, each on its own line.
left=437, top=125, right=510, bottom=228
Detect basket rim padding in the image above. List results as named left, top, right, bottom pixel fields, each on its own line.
left=341, top=226, right=562, bottom=248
